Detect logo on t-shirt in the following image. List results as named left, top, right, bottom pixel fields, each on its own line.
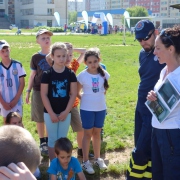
left=0, top=73, right=4, bottom=77
left=12, top=69, right=18, bottom=75
left=92, top=77, right=99, bottom=93
left=52, top=80, right=68, bottom=97
left=38, top=58, right=51, bottom=71
left=154, top=56, right=158, bottom=61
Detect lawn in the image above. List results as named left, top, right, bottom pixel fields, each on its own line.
left=0, top=32, right=141, bottom=179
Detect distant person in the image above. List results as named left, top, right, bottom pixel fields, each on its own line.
left=15, top=28, right=21, bottom=35
left=0, top=40, right=26, bottom=124
left=126, top=20, right=165, bottom=180
left=158, top=25, right=162, bottom=34
left=0, top=125, right=41, bottom=176
left=147, top=26, right=180, bottom=180
left=41, top=42, right=77, bottom=161
left=25, top=29, right=53, bottom=157
left=77, top=49, right=110, bottom=174
left=48, top=137, right=86, bottom=180
left=64, top=23, right=67, bottom=32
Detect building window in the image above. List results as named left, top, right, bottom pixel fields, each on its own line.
left=47, top=0, right=54, bottom=3
left=22, top=0, right=33, bottom=5
left=47, top=8, right=54, bottom=15
left=0, top=0, right=3, bottom=4
left=47, top=20, right=52, bottom=27
left=21, top=19, right=29, bottom=28
left=20, top=8, right=34, bottom=15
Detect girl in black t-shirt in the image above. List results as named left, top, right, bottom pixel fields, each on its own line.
left=41, top=42, right=77, bottom=161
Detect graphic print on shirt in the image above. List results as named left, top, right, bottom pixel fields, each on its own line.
left=52, top=79, right=68, bottom=97
left=92, top=77, right=99, bottom=93
left=38, top=58, right=51, bottom=71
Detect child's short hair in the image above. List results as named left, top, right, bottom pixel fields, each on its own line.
left=55, top=137, right=73, bottom=155
left=6, top=112, right=22, bottom=124
left=0, top=125, right=41, bottom=173
left=50, top=42, right=67, bottom=56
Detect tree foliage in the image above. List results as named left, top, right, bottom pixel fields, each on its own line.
left=68, top=11, right=77, bottom=24
left=126, top=6, right=148, bottom=27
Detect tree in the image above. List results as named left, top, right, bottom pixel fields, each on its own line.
left=126, top=6, right=148, bottom=27
left=68, top=11, right=77, bottom=24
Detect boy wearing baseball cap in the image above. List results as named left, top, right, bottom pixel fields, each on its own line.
left=0, top=40, right=26, bottom=123
left=25, top=29, right=53, bottom=157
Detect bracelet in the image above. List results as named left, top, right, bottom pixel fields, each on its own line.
left=26, top=89, right=31, bottom=93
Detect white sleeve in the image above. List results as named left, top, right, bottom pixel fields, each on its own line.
left=18, top=64, right=26, bottom=77
left=104, top=70, right=110, bottom=80
left=77, top=72, right=83, bottom=85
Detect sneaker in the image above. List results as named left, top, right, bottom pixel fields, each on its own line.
left=94, top=158, right=107, bottom=170
left=40, top=142, right=48, bottom=157
left=77, top=149, right=94, bottom=158
left=81, top=160, right=95, bottom=174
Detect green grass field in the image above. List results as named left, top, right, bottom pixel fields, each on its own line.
left=0, top=33, right=141, bottom=179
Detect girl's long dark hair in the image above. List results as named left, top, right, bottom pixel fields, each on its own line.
left=84, top=50, right=109, bottom=90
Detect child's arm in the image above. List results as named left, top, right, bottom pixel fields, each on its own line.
left=9, top=77, right=25, bottom=108
left=41, top=83, right=59, bottom=123
left=73, top=48, right=86, bottom=64
left=46, top=53, right=53, bottom=67
left=77, top=172, right=86, bottom=180
left=58, top=82, right=77, bottom=121
left=77, top=82, right=82, bottom=100
left=25, top=70, right=36, bottom=104
left=49, top=174, right=57, bottom=180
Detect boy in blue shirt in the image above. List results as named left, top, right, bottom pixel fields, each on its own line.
left=48, top=137, right=86, bottom=180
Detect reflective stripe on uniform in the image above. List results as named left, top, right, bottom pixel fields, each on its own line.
left=127, top=154, right=152, bottom=179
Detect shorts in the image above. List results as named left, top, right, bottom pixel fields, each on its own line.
left=70, top=107, right=83, bottom=132
left=0, top=105, right=22, bottom=118
left=31, top=91, right=44, bottom=123
left=44, top=113, right=71, bottom=147
left=80, top=109, right=106, bottom=130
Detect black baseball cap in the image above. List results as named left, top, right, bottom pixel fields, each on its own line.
left=135, top=20, right=155, bottom=39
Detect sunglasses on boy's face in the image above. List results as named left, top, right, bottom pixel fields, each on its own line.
left=136, top=30, right=155, bottom=42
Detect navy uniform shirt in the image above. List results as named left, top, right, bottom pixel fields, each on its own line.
left=136, top=48, right=166, bottom=114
